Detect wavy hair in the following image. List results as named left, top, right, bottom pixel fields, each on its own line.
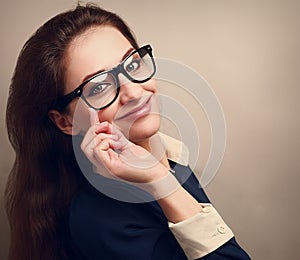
left=5, top=3, right=138, bottom=259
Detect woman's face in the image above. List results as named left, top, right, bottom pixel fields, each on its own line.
left=63, top=26, right=160, bottom=144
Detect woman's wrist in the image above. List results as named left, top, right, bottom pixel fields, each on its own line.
left=136, top=168, right=181, bottom=199
left=157, top=187, right=204, bottom=223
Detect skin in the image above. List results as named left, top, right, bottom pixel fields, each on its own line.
left=49, top=25, right=203, bottom=223
left=60, top=26, right=160, bottom=145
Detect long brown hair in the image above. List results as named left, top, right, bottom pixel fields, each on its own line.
left=5, top=3, right=138, bottom=259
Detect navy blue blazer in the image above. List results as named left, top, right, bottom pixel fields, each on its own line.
left=69, top=160, right=250, bottom=259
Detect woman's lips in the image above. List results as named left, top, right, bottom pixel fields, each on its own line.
left=115, top=95, right=152, bottom=121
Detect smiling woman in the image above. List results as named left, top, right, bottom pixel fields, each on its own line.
left=5, top=3, right=250, bottom=260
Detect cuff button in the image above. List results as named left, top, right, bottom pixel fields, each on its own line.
left=202, top=205, right=212, bottom=213
left=217, top=225, right=227, bottom=234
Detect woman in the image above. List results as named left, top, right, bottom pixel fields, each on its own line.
left=5, top=3, right=250, bottom=260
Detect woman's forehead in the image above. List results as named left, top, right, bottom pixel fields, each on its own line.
left=64, top=26, right=133, bottom=90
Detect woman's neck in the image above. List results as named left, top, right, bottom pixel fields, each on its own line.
left=134, top=133, right=171, bottom=169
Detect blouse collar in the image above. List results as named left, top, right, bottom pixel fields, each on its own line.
left=158, top=132, right=189, bottom=166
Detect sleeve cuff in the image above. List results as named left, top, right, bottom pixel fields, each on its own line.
left=168, top=203, right=234, bottom=259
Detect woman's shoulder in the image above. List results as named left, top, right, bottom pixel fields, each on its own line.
left=68, top=178, right=171, bottom=257
left=69, top=178, right=168, bottom=231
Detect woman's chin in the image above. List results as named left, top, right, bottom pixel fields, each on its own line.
left=115, top=113, right=160, bottom=142
left=132, top=114, right=160, bottom=141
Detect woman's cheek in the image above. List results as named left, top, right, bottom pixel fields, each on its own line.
left=143, top=79, right=157, bottom=93
left=98, top=104, right=119, bottom=124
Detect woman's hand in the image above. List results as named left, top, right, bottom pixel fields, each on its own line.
left=81, top=111, right=203, bottom=223
left=81, top=109, right=169, bottom=184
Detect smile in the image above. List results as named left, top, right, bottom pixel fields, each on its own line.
left=115, top=95, right=153, bottom=121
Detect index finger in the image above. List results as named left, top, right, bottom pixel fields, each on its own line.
left=88, top=108, right=111, bottom=135
left=89, top=108, right=100, bottom=127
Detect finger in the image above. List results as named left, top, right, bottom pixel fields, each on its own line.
left=81, top=121, right=111, bottom=152
left=94, top=121, right=112, bottom=135
left=94, top=147, right=123, bottom=177
left=93, top=139, right=116, bottom=166
left=110, top=124, right=123, bottom=139
left=88, top=109, right=114, bottom=136
left=87, top=108, right=113, bottom=135
left=80, top=109, right=100, bottom=151
left=83, top=132, right=117, bottom=159
left=94, top=122, right=125, bottom=146
left=88, top=108, right=109, bottom=133
left=80, top=125, right=97, bottom=152
left=82, top=135, right=113, bottom=170
left=88, top=108, right=111, bottom=135
left=82, top=136, right=118, bottom=176
left=88, top=108, right=100, bottom=127
left=109, top=125, right=132, bottom=150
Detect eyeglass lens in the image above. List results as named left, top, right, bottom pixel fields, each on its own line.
left=81, top=47, right=155, bottom=110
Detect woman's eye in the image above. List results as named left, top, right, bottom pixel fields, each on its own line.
left=126, top=59, right=141, bottom=73
left=87, top=82, right=111, bottom=97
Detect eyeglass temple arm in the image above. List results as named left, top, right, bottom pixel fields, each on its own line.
left=54, top=89, right=81, bottom=111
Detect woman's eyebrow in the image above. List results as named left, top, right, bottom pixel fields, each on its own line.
left=81, top=47, right=135, bottom=83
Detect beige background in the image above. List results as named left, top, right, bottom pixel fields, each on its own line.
left=1, top=0, right=300, bottom=259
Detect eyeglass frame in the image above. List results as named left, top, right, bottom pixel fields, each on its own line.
left=53, top=44, right=156, bottom=111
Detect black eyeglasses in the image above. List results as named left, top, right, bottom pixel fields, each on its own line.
left=54, top=44, right=156, bottom=111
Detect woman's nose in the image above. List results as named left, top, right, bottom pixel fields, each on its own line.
left=119, top=79, right=143, bottom=105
